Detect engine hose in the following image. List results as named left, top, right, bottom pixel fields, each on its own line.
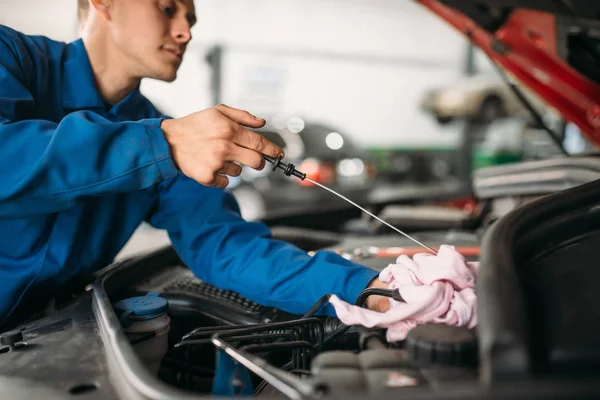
left=301, top=294, right=332, bottom=318
left=267, top=322, right=329, bottom=349
left=324, top=288, right=402, bottom=344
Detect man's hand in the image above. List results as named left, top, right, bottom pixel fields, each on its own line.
left=365, top=277, right=392, bottom=313
left=161, top=104, right=284, bottom=188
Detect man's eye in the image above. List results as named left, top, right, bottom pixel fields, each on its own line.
left=159, top=3, right=175, bottom=17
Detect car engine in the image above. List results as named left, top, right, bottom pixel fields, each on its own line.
left=97, top=229, right=483, bottom=399
left=139, top=268, right=478, bottom=397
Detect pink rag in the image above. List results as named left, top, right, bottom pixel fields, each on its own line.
left=329, top=245, right=479, bottom=342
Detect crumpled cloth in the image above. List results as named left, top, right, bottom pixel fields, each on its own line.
left=329, top=245, right=479, bottom=342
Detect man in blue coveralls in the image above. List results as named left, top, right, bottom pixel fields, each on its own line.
left=0, top=0, right=389, bottom=327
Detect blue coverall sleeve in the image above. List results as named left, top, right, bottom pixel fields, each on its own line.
left=0, top=31, right=178, bottom=219
left=147, top=176, right=379, bottom=316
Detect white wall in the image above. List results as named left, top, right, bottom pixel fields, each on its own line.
left=145, top=0, right=470, bottom=148
left=0, top=0, right=78, bottom=42
left=1, top=0, right=469, bottom=147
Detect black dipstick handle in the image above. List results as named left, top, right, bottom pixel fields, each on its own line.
left=263, top=155, right=306, bottom=180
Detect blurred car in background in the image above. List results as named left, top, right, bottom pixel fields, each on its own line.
left=227, top=115, right=377, bottom=220
left=368, top=147, right=457, bottom=184
left=420, top=73, right=546, bottom=124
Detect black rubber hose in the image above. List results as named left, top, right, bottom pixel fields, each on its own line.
left=301, top=294, right=332, bottom=318
left=355, top=288, right=404, bottom=306
left=324, top=288, right=403, bottom=344
left=303, top=289, right=402, bottom=321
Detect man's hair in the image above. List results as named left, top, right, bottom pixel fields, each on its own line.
left=77, top=0, right=89, bottom=24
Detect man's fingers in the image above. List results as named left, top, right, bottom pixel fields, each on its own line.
left=213, top=105, right=283, bottom=157
left=215, top=104, right=266, bottom=128
left=212, top=174, right=229, bottom=189
left=377, top=297, right=391, bottom=313
left=228, top=146, right=266, bottom=170
left=219, top=161, right=243, bottom=177
left=233, top=128, right=284, bottom=158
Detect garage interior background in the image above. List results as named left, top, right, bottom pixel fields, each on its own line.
left=0, top=0, right=493, bottom=257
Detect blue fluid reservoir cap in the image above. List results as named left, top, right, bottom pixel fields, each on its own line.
left=114, top=296, right=168, bottom=317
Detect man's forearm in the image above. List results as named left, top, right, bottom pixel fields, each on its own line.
left=148, top=176, right=381, bottom=316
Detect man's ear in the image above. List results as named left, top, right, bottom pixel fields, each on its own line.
left=89, top=0, right=113, bottom=21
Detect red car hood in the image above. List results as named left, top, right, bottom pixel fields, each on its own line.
left=417, top=0, right=600, bottom=146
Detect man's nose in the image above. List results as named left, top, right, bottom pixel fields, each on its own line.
left=172, top=19, right=192, bottom=44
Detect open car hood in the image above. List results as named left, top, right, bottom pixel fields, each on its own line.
left=417, top=0, right=600, bottom=146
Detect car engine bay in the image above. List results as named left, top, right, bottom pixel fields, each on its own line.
left=100, top=229, right=481, bottom=399
left=137, top=266, right=478, bottom=396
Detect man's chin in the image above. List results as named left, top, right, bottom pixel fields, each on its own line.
left=147, top=65, right=179, bottom=82
left=162, top=72, right=178, bottom=82
left=149, top=71, right=177, bottom=82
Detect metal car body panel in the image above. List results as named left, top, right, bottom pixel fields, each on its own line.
left=418, top=0, right=600, bottom=144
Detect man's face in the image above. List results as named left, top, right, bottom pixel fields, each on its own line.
left=109, top=0, right=196, bottom=82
